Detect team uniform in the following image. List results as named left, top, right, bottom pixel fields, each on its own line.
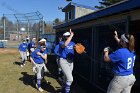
left=31, top=48, right=48, bottom=91
left=18, top=42, right=28, bottom=67
left=28, top=41, right=36, bottom=52
left=59, top=41, right=75, bottom=93
left=27, top=39, right=36, bottom=62
left=107, top=48, right=136, bottom=93
left=26, top=38, right=30, bottom=60
left=54, top=44, right=63, bottom=81
left=46, top=42, right=52, bottom=54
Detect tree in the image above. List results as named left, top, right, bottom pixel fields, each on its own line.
left=53, top=18, right=63, bottom=25
left=44, top=22, right=55, bottom=34
left=95, top=0, right=124, bottom=9
left=1, top=16, right=14, bottom=31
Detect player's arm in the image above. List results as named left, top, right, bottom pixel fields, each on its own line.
left=30, top=57, right=36, bottom=65
left=45, top=54, right=48, bottom=64
left=37, top=52, right=47, bottom=60
left=61, top=29, right=74, bottom=48
left=114, top=31, right=120, bottom=44
left=103, top=49, right=111, bottom=62
left=30, top=51, right=36, bottom=64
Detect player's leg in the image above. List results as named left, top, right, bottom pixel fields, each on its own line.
left=107, top=76, right=123, bottom=93
left=122, top=74, right=136, bottom=93
left=36, top=64, right=44, bottom=92
left=23, top=52, right=27, bottom=65
left=59, top=58, right=73, bottom=93
left=20, top=51, right=24, bottom=67
left=57, top=57, right=63, bottom=82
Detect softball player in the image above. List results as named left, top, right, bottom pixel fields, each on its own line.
left=54, top=37, right=63, bottom=81
left=30, top=42, right=47, bottom=92
left=26, top=38, right=30, bottom=61
left=28, top=38, right=36, bottom=58
left=38, top=39, right=49, bottom=72
left=59, top=30, right=75, bottom=93
left=104, top=31, right=136, bottom=93
left=18, top=39, right=28, bottom=67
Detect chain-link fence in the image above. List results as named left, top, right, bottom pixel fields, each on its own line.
left=0, top=11, right=44, bottom=48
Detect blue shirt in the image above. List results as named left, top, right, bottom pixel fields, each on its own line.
left=28, top=41, right=35, bottom=49
left=31, top=49, right=47, bottom=64
left=109, top=48, right=136, bottom=76
left=54, top=44, right=61, bottom=56
left=59, top=41, right=75, bottom=59
left=18, top=43, right=28, bottom=52
left=46, top=42, right=52, bottom=49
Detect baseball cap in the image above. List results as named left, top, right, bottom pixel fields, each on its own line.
left=63, top=32, right=71, bottom=36
left=39, top=38, right=46, bottom=42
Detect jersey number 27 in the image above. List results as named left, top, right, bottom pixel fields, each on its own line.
left=127, top=56, right=135, bottom=69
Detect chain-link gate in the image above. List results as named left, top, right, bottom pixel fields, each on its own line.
left=0, top=11, right=44, bottom=48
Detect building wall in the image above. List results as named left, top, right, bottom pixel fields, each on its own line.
left=64, top=6, right=75, bottom=21
left=75, top=6, right=94, bottom=19
left=65, top=9, right=75, bottom=21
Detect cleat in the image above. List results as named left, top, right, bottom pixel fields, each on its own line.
left=20, top=65, right=23, bottom=67
left=38, top=87, right=44, bottom=92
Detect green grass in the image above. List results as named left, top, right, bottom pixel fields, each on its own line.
left=0, top=48, right=61, bottom=93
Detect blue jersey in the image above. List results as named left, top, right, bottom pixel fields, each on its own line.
left=54, top=44, right=61, bottom=56
left=46, top=42, right=52, bottom=49
left=31, top=49, right=47, bottom=64
left=59, top=41, right=75, bottom=59
left=109, top=48, right=136, bottom=76
left=28, top=41, right=35, bottom=49
left=18, top=43, right=28, bottom=52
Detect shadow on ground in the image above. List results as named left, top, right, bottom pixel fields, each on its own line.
left=19, top=72, right=58, bottom=93
left=13, top=61, right=21, bottom=66
left=19, top=72, right=36, bottom=89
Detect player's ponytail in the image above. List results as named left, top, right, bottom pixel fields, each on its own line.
left=121, top=33, right=135, bottom=52
left=129, top=35, right=135, bottom=52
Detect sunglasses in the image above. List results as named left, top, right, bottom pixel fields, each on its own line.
left=41, top=46, right=46, bottom=49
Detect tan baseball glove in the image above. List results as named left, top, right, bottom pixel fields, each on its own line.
left=75, top=43, right=85, bottom=54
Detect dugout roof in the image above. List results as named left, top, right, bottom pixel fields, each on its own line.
left=54, top=0, right=140, bottom=29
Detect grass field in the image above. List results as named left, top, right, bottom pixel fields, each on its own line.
left=0, top=48, right=61, bottom=93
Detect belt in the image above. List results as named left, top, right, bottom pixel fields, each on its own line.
left=61, top=58, right=73, bottom=63
left=36, top=62, right=43, bottom=64
left=61, top=57, right=73, bottom=60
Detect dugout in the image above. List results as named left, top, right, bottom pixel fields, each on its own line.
left=54, top=0, right=140, bottom=92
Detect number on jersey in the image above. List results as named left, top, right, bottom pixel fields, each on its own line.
left=127, top=56, right=135, bottom=69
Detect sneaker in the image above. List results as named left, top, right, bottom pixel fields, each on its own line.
left=23, top=64, right=25, bottom=66
left=20, top=65, right=23, bottom=67
left=38, top=87, right=44, bottom=92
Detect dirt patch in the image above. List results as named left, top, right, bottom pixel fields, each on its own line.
left=0, top=48, right=18, bottom=54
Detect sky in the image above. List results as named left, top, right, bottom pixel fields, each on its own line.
left=0, top=0, right=100, bottom=22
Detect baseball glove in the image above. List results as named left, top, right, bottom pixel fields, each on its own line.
left=104, top=47, right=113, bottom=53
left=75, top=43, right=85, bottom=54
